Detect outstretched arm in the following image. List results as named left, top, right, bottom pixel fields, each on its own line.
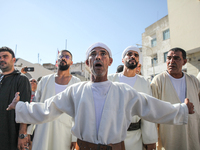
left=129, top=92, right=195, bottom=125
left=7, top=89, right=75, bottom=124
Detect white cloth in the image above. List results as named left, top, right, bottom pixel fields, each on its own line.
left=108, top=73, right=157, bottom=150
left=17, top=81, right=188, bottom=145
left=166, top=71, right=186, bottom=103
left=55, top=82, right=68, bottom=94
left=86, top=42, right=112, bottom=59
left=197, top=72, right=200, bottom=82
left=118, top=73, right=137, bottom=87
left=27, top=74, right=81, bottom=150
left=151, top=71, right=200, bottom=150
left=91, top=80, right=111, bottom=133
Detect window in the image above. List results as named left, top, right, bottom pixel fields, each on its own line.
left=151, top=38, right=157, bottom=47
left=151, top=55, right=158, bottom=67
left=164, top=52, right=168, bottom=62
left=163, top=29, right=170, bottom=40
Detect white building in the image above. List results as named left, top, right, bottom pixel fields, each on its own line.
left=15, top=58, right=54, bottom=81
left=14, top=58, right=90, bottom=81
left=141, top=15, right=176, bottom=80
left=140, top=0, right=200, bottom=80
left=167, top=0, right=200, bottom=76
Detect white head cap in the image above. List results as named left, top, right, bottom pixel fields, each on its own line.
left=122, top=46, right=142, bottom=65
left=86, top=42, right=112, bottom=60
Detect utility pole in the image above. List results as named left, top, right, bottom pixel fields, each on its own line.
left=15, top=45, right=17, bottom=57
left=65, top=39, right=67, bottom=50
left=38, top=53, right=39, bottom=64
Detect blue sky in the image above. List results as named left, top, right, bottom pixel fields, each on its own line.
left=0, top=0, right=168, bottom=74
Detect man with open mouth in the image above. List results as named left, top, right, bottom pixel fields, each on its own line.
left=7, top=43, right=194, bottom=150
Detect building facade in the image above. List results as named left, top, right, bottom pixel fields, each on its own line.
left=141, top=15, right=179, bottom=80
left=167, top=0, right=200, bottom=76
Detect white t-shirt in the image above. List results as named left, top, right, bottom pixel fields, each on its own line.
left=167, top=71, right=186, bottom=103
left=118, top=73, right=137, bottom=87
left=90, top=80, right=111, bottom=134
left=55, top=83, right=68, bottom=94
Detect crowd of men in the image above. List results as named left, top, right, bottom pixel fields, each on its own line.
left=0, top=42, right=199, bottom=150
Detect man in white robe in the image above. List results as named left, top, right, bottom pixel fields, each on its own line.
left=108, top=46, right=157, bottom=150
left=27, top=50, right=81, bottom=150
left=151, top=47, right=200, bottom=150
left=7, top=42, right=194, bottom=150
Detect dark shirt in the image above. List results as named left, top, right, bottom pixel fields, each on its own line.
left=0, top=70, right=31, bottom=150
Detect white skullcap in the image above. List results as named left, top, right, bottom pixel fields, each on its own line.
left=86, top=42, right=112, bottom=60
left=122, top=46, right=142, bottom=65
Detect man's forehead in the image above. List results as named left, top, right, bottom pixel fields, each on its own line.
left=0, top=51, right=11, bottom=56
left=61, top=51, right=70, bottom=55
left=167, top=51, right=182, bottom=56
left=91, top=47, right=108, bottom=53
left=127, top=50, right=139, bottom=54
left=59, top=51, right=71, bottom=58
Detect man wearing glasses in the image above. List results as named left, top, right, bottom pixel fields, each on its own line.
left=0, top=47, right=31, bottom=150
left=27, top=50, right=81, bottom=150
left=151, top=47, right=200, bottom=150
left=108, top=46, right=157, bottom=150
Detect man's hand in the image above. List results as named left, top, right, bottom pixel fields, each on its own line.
left=18, top=136, right=29, bottom=150
left=184, top=98, right=195, bottom=114
left=6, top=92, right=20, bottom=110
left=70, top=142, right=77, bottom=150
left=21, top=67, right=27, bottom=74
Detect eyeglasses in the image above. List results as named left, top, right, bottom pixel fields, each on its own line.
left=167, top=56, right=181, bottom=61
left=30, top=80, right=37, bottom=83
left=126, top=52, right=139, bottom=58
left=59, top=55, right=71, bottom=60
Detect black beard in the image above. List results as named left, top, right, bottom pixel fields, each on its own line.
left=58, top=64, right=70, bottom=71
left=125, top=59, right=138, bottom=70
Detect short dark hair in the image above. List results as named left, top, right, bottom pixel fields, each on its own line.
left=116, top=65, right=124, bottom=73
left=169, top=47, right=186, bottom=59
left=0, top=46, right=15, bottom=58
left=60, top=50, right=73, bottom=60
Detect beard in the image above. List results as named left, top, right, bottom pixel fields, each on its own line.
left=58, top=61, right=70, bottom=71
left=125, top=59, right=138, bottom=70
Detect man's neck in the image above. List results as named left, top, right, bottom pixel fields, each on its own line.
left=91, top=75, right=108, bottom=82
left=57, top=69, right=71, bottom=77
left=122, top=67, right=136, bottom=77
left=55, top=69, right=72, bottom=85
left=2, top=68, right=15, bottom=75
left=167, top=71, right=183, bottom=79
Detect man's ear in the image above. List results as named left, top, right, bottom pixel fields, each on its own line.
left=70, top=61, right=73, bottom=65
left=13, top=58, right=16, bottom=63
left=122, top=58, right=124, bottom=64
left=86, top=60, right=89, bottom=66
left=109, top=57, right=113, bottom=66
left=183, top=59, right=187, bottom=66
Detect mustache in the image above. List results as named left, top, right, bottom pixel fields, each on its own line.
left=0, top=61, right=6, bottom=64
left=168, top=63, right=177, bottom=67
left=60, top=60, right=67, bottom=63
left=94, top=60, right=103, bottom=64
left=128, top=58, right=136, bottom=62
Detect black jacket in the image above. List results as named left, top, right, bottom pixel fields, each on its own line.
left=0, top=70, right=31, bottom=150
